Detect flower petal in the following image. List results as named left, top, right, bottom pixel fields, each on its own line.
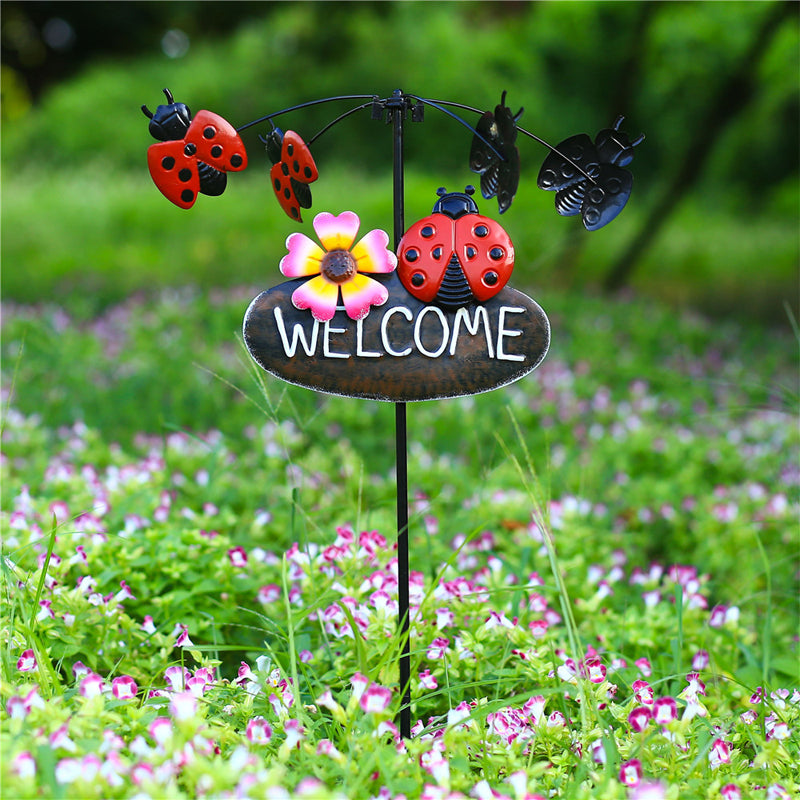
left=280, top=233, right=325, bottom=277
left=352, top=229, right=397, bottom=274
left=292, top=275, right=340, bottom=322
left=340, top=274, right=388, bottom=321
left=313, top=211, right=360, bottom=251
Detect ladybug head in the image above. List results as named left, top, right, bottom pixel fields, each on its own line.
left=261, top=126, right=284, bottom=166
left=594, top=116, right=645, bottom=168
left=432, top=186, right=480, bottom=219
left=141, top=88, right=192, bottom=142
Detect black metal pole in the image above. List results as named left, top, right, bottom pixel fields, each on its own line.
left=389, top=89, right=412, bottom=741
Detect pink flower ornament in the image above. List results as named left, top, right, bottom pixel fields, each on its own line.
left=280, top=211, right=396, bottom=322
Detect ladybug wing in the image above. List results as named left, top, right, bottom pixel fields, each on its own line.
left=453, top=214, right=514, bottom=303
left=397, top=215, right=455, bottom=303
left=271, top=162, right=304, bottom=220
left=580, top=164, right=633, bottom=231
left=537, top=133, right=596, bottom=192
left=471, top=112, right=520, bottom=214
left=271, top=131, right=319, bottom=221
left=484, top=147, right=520, bottom=214
left=281, top=131, right=318, bottom=183
left=469, top=110, right=500, bottom=174
left=185, top=110, right=248, bottom=173
left=146, top=140, right=201, bottom=209
left=291, top=178, right=313, bottom=210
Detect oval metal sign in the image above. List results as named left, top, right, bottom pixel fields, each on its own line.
left=243, top=273, right=549, bottom=402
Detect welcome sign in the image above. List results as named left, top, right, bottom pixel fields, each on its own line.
left=243, top=272, right=550, bottom=402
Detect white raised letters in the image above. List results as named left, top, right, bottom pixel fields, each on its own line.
left=273, top=303, right=527, bottom=362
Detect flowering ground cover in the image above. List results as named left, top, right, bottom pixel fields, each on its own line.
left=1, top=288, right=798, bottom=798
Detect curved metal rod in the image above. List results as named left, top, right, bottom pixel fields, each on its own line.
left=307, top=101, right=375, bottom=146
left=237, top=90, right=597, bottom=185
left=407, top=94, right=505, bottom=164
left=236, top=94, right=376, bottom=132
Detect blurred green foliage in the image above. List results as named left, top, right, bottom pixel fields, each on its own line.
left=2, top=1, right=798, bottom=320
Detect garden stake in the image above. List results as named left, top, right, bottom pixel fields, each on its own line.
left=141, top=85, right=641, bottom=740
left=388, top=90, right=413, bottom=740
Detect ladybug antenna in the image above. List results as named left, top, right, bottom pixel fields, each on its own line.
left=436, top=187, right=448, bottom=197
left=141, top=104, right=154, bottom=119
left=464, top=185, right=475, bottom=196
left=162, top=88, right=175, bottom=104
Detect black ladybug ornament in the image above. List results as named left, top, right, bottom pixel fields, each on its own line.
left=397, top=186, right=514, bottom=310
left=469, top=91, right=523, bottom=215
left=142, top=88, right=247, bottom=209
left=537, top=116, right=644, bottom=230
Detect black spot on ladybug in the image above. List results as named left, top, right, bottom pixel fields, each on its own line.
left=184, top=143, right=197, bottom=156
left=484, top=271, right=499, bottom=286
left=474, top=225, right=489, bottom=237
left=161, top=156, right=175, bottom=170
left=405, top=248, right=419, bottom=263
left=284, top=188, right=291, bottom=200
left=411, top=273, right=425, bottom=287
left=230, top=154, right=243, bottom=168
left=211, top=145, right=223, bottom=158
left=274, top=178, right=281, bottom=191
left=490, top=247, right=505, bottom=260
left=304, top=166, right=313, bottom=179
left=181, top=189, right=194, bottom=203
left=287, top=143, right=294, bottom=157
left=292, top=160, right=300, bottom=173
left=291, top=206, right=299, bottom=219
left=432, top=246, right=443, bottom=260
left=421, top=225, right=435, bottom=238
left=203, top=126, right=216, bottom=139
left=178, top=168, right=192, bottom=183
left=465, top=246, right=477, bottom=259
left=588, top=187, right=605, bottom=204
left=281, top=163, right=290, bottom=176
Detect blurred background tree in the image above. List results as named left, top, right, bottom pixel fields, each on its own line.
left=2, top=0, right=797, bottom=322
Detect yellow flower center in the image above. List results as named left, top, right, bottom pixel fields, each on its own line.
left=320, top=249, right=357, bottom=284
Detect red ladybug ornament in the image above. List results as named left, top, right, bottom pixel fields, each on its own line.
left=264, top=128, right=319, bottom=221
left=142, top=89, right=247, bottom=209
left=397, top=186, right=514, bottom=309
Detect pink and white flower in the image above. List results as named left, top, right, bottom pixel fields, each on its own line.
left=280, top=211, right=396, bottom=322
left=283, top=718, right=305, bottom=750
left=709, top=738, right=731, bottom=768
left=246, top=716, right=272, bottom=744
left=16, top=649, right=36, bottom=672
left=228, top=546, right=248, bottom=568
left=619, top=758, right=642, bottom=787
left=628, top=705, right=652, bottom=732
left=11, top=750, right=36, bottom=779
left=632, top=679, right=654, bottom=705
left=79, top=672, right=107, bottom=697
left=427, top=636, right=450, bottom=660
left=169, top=690, right=197, bottom=720
left=111, top=675, right=138, bottom=700
left=360, top=683, right=393, bottom=714
left=653, top=696, right=678, bottom=726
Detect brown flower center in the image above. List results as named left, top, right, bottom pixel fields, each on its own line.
left=320, top=249, right=357, bottom=284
